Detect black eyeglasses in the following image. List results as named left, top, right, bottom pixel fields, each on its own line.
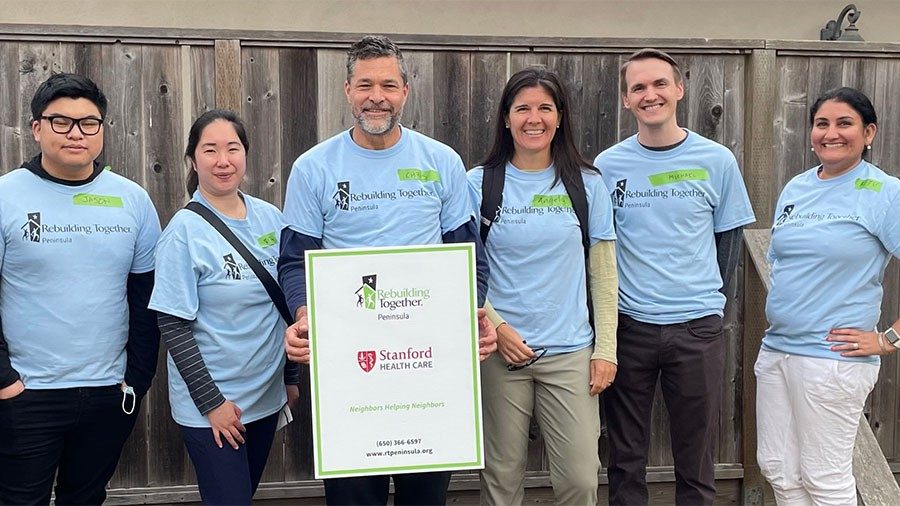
left=40, top=115, right=104, bottom=136
left=507, top=347, right=548, bottom=371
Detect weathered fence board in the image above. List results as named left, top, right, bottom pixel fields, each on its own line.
left=0, top=30, right=897, bottom=502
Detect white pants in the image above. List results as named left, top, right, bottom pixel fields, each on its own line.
left=755, top=349, right=879, bottom=506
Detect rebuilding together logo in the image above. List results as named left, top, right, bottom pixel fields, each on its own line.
left=20, top=212, right=132, bottom=244
left=354, top=273, right=430, bottom=312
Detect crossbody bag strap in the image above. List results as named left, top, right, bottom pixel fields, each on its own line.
left=184, top=201, right=293, bottom=325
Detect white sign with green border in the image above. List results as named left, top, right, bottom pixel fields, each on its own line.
left=305, top=243, right=483, bottom=479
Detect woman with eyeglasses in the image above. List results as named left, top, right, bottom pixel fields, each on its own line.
left=467, top=67, right=618, bottom=505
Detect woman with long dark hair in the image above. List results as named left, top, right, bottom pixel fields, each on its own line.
left=468, top=67, right=618, bottom=505
left=756, top=87, right=899, bottom=504
left=149, top=109, right=298, bottom=505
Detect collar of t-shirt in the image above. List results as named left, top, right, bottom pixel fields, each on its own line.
left=22, top=154, right=104, bottom=186
left=638, top=129, right=689, bottom=152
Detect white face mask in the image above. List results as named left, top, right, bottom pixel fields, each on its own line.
left=121, top=384, right=136, bottom=415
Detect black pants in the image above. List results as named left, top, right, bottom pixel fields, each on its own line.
left=0, top=385, right=140, bottom=505
left=323, top=471, right=452, bottom=505
left=603, top=313, right=725, bottom=506
left=180, top=412, right=278, bottom=505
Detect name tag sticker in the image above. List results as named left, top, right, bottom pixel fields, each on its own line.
left=531, top=194, right=573, bottom=208
left=397, top=168, right=441, bottom=182
left=854, top=178, right=883, bottom=192
left=73, top=193, right=124, bottom=208
left=648, top=168, right=709, bottom=187
left=257, top=231, right=278, bottom=248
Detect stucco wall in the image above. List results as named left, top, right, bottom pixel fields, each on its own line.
left=4, top=0, right=900, bottom=42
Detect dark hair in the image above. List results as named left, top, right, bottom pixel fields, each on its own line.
left=184, top=109, right=250, bottom=195
left=346, top=35, right=408, bottom=84
left=478, top=66, right=598, bottom=189
left=619, top=48, right=683, bottom=95
left=809, top=87, right=877, bottom=161
left=30, top=73, right=107, bottom=120
left=809, top=87, right=877, bottom=125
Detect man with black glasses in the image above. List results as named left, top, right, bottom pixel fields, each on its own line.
left=0, top=73, right=161, bottom=504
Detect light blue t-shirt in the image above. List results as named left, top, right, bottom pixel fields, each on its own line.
left=283, top=127, right=474, bottom=248
left=468, top=163, right=616, bottom=353
left=0, top=168, right=160, bottom=389
left=595, top=130, right=756, bottom=324
left=763, top=161, right=900, bottom=364
left=149, top=192, right=287, bottom=427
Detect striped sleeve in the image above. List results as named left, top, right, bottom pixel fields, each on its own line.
left=158, top=313, right=225, bottom=415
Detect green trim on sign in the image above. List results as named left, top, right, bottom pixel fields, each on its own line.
left=531, top=194, right=572, bottom=208
left=397, top=168, right=441, bottom=182
left=257, top=231, right=278, bottom=248
left=307, top=243, right=482, bottom=477
left=647, top=168, right=709, bottom=187
left=72, top=193, right=124, bottom=208
left=854, top=178, right=883, bottom=192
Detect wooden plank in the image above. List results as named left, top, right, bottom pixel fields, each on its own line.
left=767, top=40, right=900, bottom=54
left=744, top=49, right=777, bottom=229
left=743, top=229, right=772, bottom=292
left=686, top=56, right=725, bottom=143
left=18, top=42, right=63, bottom=159
left=0, top=24, right=770, bottom=51
left=803, top=58, right=843, bottom=170
left=741, top=229, right=771, bottom=506
left=0, top=41, right=23, bottom=174
left=468, top=52, right=507, bottom=168
left=400, top=51, right=435, bottom=137
left=142, top=45, right=194, bottom=487
left=581, top=53, right=619, bottom=156
left=241, top=47, right=282, bottom=206
left=278, top=47, right=318, bottom=204
left=723, top=55, right=746, bottom=168
left=546, top=53, right=584, bottom=156
left=855, top=418, right=900, bottom=505
left=214, top=39, right=241, bottom=112
left=510, top=52, right=548, bottom=73
left=316, top=49, right=353, bottom=141
left=870, top=59, right=900, bottom=462
left=190, top=46, right=217, bottom=119
left=841, top=58, right=878, bottom=101
left=721, top=55, right=746, bottom=465
left=616, top=54, right=637, bottom=141
left=672, top=54, right=692, bottom=132
left=773, top=57, right=809, bottom=198
left=432, top=52, right=471, bottom=166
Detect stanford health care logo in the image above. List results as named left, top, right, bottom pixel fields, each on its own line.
left=358, top=350, right=377, bottom=372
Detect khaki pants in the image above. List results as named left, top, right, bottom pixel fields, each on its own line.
left=480, top=346, right=600, bottom=505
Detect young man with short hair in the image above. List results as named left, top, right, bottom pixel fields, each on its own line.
left=595, top=49, right=755, bottom=505
left=0, top=73, right=161, bottom=505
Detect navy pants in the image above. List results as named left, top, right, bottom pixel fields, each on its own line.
left=603, top=313, right=725, bottom=506
left=324, top=472, right=452, bottom=505
left=180, top=411, right=278, bottom=505
left=0, top=385, right=140, bottom=505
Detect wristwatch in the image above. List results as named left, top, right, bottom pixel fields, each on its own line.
left=884, top=327, right=900, bottom=349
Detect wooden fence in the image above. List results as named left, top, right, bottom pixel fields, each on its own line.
left=0, top=25, right=898, bottom=503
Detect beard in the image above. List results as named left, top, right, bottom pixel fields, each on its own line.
left=353, top=102, right=403, bottom=136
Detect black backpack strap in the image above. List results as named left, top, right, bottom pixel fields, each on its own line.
left=185, top=201, right=293, bottom=325
left=479, top=165, right=506, bottom=244
left=561, top=172, right=594, bottom=327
